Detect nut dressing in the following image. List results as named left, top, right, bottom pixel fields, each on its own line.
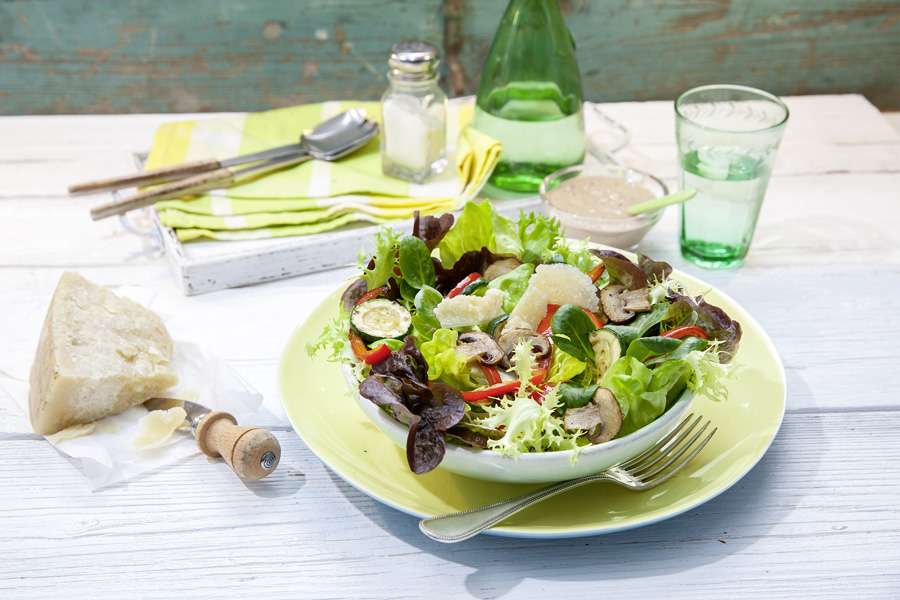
left=546, top=175, right=654, bottom=219
left=545, top=175, right=659, bottom=249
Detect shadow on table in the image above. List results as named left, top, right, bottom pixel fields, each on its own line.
left=328, top=374, right=820, bottom=599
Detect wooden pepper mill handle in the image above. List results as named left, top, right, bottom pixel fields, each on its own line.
left=194, top=411, right=281, bottom=480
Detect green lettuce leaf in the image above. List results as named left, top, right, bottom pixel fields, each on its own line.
left=603, top=302, right=670, bottom=347
left=518, top=211, right=561, bottom=264
left=601, top=355, right=694, bottom=435
left=547, top=346, right=587, bottom=384
left=625, top=336, right=683, bottom=363
left=398, top=234, right=436, bottom=290
left=306, top=314, right=364, bottom=379
left=486, top=263, right=534, bottom=312
left=419, top=328, right=476, bottom=390
left=473, top=387, right=583, bottom=456
left=550, top=304, right=599, bottom=363
left=362, top=227, right=401, bottom=290
left=438, top=202, right=519, bottom=267
left=558, top=382, right=599, bottom=408
left=410, top=285, right=443, bottom=341
left=551, top=238, right=600, bottom=274
left=683, top=345, right=732, bottom=402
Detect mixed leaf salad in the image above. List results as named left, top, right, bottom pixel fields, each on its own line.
left=309, top=202, right=742, bottom=474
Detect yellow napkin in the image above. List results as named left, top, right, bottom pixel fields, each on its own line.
left=145, top=100, right=501, bottom=242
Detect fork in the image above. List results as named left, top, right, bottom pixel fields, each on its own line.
left=419, top=414, right=716, bottom=543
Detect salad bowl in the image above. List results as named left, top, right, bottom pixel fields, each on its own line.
left=343, top=363, right=694, bottom=484
left=310, top=201, right=745, bottom=492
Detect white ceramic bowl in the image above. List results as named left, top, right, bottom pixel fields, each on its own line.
left=343, top=365, right=694, bottom=484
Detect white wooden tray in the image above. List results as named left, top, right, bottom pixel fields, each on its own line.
left=144, top=185, right=541, bottom=296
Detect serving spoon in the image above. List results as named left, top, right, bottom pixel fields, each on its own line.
left=87, top=110, right=378, bottom=220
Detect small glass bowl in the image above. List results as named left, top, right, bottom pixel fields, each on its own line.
left=539, top=163, right=669, bottom=250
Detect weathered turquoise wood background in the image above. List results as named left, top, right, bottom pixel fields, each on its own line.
left=0, top=0, right=897, bottom=114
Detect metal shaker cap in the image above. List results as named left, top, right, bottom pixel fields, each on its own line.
left=389, top=41, right=440, bottom=80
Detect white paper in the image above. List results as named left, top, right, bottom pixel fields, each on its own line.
left=1, top=340, right=270, bottom=490
left=0, top=280, right=278, bottom=490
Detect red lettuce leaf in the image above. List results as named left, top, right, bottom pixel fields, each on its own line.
left=666, top=293, right=743, bottom=362
left=406, top=419, right=445, bottom=474
left=637, top=254, right=673, bottom=282
left=413, top=211, right=454, bottom=251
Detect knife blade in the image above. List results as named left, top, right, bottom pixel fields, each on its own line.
left=144, top=398, right=280, bottom=480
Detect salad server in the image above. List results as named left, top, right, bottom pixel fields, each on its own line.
left=144, top=398, right=281, bottom=481
left=88, top=110, right=378, bottom=220
left=70, top=109, right=372, bottom=194
left=419, top=414, right=716, bottom=543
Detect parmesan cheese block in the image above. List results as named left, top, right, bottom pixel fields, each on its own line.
left=28, top=272, right=178, bottom=435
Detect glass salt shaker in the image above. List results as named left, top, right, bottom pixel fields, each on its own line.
left=381, top=41, right=447, bottom=183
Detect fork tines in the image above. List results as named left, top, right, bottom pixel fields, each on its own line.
left=618, top=414, right=717, bottom=488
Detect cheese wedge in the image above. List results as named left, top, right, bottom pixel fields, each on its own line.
left=28, top=272, right=178, bottom=435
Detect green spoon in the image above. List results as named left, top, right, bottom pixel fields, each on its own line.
left=626, top=188, right=697, bottom=216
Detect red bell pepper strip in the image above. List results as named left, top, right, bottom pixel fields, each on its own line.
left=531, top=355, right=551, bottom=386
left=355, top=285, right=388, bottom=306
left=463, top=353, right=552, bottom=403
left=588, top=263, right=606, bottom=282
left=537, top=304, right=561, bottom=335
left=662, top=325, right=708, bottom=340
left=479, top=364, right=502, bottom=386
left=582, top=307, right=605, bottom=329
left=348, top=331, right=392, bottom=365
left=530, top=384, right=548, bottom=404
left=447, top=272, right=482, bottom=299
left=462, top=380, right=520, bottom=403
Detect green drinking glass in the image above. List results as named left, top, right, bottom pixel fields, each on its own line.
left=675, top=84, right=789, bottom=269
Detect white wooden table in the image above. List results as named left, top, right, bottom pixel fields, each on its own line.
left=2, top=95, right=899, bottom=599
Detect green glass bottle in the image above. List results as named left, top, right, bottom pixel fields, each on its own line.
left=473, top=0, right=585, bottom=193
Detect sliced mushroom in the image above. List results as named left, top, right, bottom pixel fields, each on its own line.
left=563, top=388, right=623, bottom=443
left=600, top=285, right=634, bottom=323
left=456, top=331, right=504, bottom=365
left=496, top=327, right=551, bottom=361
left=621, top=288, right=651, bottom=313
left=588, top=388, right=623, bottom=443
left=563, top=403, right=604, bottom=433
left=484, top=258, right=522, bottom=281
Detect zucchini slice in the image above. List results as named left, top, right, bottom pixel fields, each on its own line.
left=351, top=299, right=412, bottom=342
left=461, top=278, right=488, bottom=296
left=589, top=329, right=622, bottom=377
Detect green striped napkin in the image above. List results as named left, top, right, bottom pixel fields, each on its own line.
left=145, top=100, right=501, bottom=242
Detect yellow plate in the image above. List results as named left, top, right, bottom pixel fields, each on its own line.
left=280, top=271, right=786, bottom=538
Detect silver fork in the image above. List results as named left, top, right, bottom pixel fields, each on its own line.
left=419, top=414, right=716, bottom=543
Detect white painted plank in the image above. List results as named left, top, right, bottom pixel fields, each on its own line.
left=886, top=112, right=900, bottom=134
left=1, top=98, right=899, bottom=600
left=0, top=411, right=898, bottom=600
left=1, top=96, right=897, bottom=198
left=600, top=94, right=900, bottom=147
left=3, top=172, right=897, bottom=270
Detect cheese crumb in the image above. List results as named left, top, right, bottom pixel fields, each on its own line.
left=434, top=289, right=506, bottom=329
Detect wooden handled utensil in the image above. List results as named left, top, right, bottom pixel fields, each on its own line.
left=145, top=398, right=281, bottom=480
left=70, top=108, right=372, bottom=196
left=89, top=153, right=310, bottom=220
left=88, top=115, right=378, bottom=220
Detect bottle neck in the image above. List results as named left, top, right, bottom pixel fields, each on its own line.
left=504, top=0, right=564, bottom=22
